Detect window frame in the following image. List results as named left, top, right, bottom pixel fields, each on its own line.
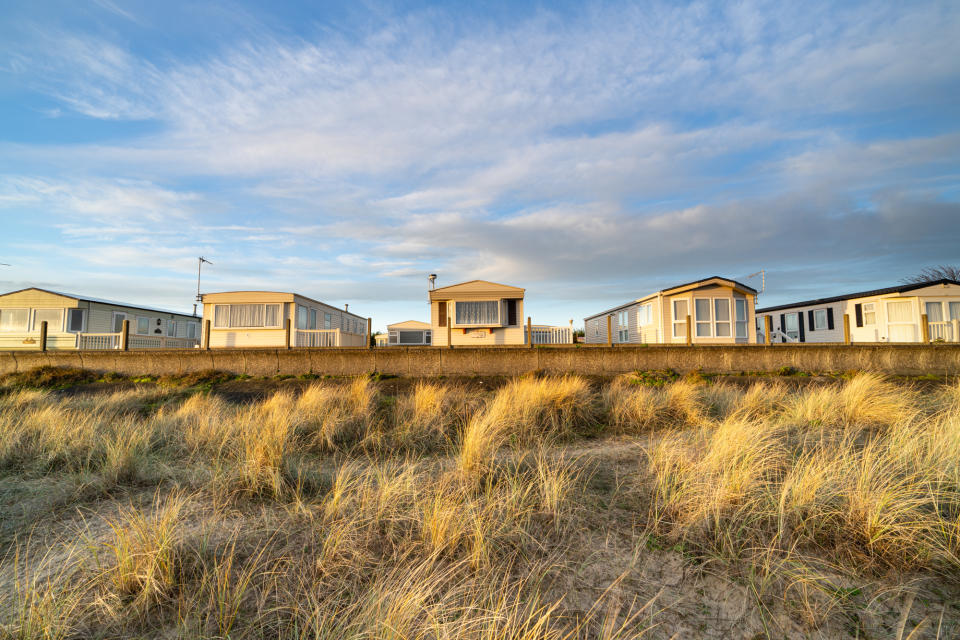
left=32, top=308, right=64, bottom=333
left=213, top=303, right=283, bottom=329
left=136, top=316, right=151, bottom=335
left=672, top=299, right=689, bottom=338
left=783, top=312, right=800, bottom=341
left=186, top=322, right=198, bottom=340
left=862, top=302, right=876, bottom=325
left=637, top=303, right=652, bottom=326
left=112, top=312, right=129, bottom=333
left=617, top=310, right=629, bottom=343
left=735, top=299, right=748, bottom=339
left=67, top=308, right=86, bottom=333
left=0, top=308, right=29, bottom=332
left=694, top=298, right=713, bottom=337
left=454, top=300, right=501, bottom=327
left=713, top=299, right=732, bottom=338
left=167, top=319, right=177, bottom=337
left=813, top=308, right=828, bottom=331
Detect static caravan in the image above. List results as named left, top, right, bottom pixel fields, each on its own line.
left=201, top=291, right=368, bottom=348
left=756, top=279, right=960, bottom=343
left=429, top=280, right=526, bottom=346
left=0, top=287, right=200, bottom=350
left=584, top=276, right=758, bottom=345
left=385, top=320, right=432, bottom=346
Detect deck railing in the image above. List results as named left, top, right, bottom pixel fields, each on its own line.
left=294, top=329, right=341, bottom=347
left=76, top=333, right=199, bottom=350
left=531, top=326, right=573, bottom=345
left=927, top=320, right=959, bottom=342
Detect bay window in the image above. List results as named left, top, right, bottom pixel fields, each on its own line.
left=213, top=304, right=282, bottom=328
left=455, top=300, right=500, bottom=325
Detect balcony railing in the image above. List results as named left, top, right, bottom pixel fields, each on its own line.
left=531, top=326, right=573, bottom=345
left=294, top=329, right=341, bottom=347
left=927, top=320, right=959, bottom=342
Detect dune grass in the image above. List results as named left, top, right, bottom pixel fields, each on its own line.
left=0, top=371, right=958, bottom=638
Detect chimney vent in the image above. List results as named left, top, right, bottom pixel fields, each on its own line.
left=345, top=303, right=349, bottom=312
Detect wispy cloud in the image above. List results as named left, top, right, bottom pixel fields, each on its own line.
left=0, top=0, right=957, bottom=320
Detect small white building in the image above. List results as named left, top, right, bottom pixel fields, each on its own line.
left=0, top=287, right=200, bottom=350
left=385, top=320, right=432, bottom=346
left=755, top=279, right=960, bottom=343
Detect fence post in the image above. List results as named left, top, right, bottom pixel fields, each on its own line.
left=39, top=320, right=48, bottom=352
left=843, top=314, right=851, bottom=345
left=920, top=313, right=929, bottom=343
left=528, top=317, right=534, bottom=348
left=285, top=318, right=292, bottom=349
left=447, top=304, right=452, bottom=348
left=121, top=319, right=130, bottom=351
left=203, top=320, right=211, bottom=350
left=764, top=316, right=772, bottom=346
left=953, top=319, right=960, bottom=343
left=606, top=315, right=613, bottom=347
left=367, top=318, right=373, bottom=349
left=685, top=315, right=692, bottom=346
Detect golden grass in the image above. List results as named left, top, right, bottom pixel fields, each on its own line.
left=1, top=371, right=958, bottom=637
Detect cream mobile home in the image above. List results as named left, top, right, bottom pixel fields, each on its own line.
left=0, top=287, right=200, bottom=350
left=201, top=291, right=368, bottom=348
left=429, top=280, right=526, bottom=346
left=584, top=277, right=758, bottom=345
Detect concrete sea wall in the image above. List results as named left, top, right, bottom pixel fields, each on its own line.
left=1, top=344, right=958, bottom=377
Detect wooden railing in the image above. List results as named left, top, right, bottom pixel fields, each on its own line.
left=294, top=329, right=341, bottom=347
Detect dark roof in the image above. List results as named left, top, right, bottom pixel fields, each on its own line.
left=584, top=276, right=758, bottom=320
left=0, top=287, right=196, bottom=317
left=755, top=279, right=960, bottom=313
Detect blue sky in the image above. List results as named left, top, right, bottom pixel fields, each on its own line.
left=1, top=0, right=958, bottom=329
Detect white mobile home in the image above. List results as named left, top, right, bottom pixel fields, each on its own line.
left=584, top=277, right=758, bottom=345
left=0, top=287, right=200, bottom=350
left=201, top=291, right=368, bottom=348
left=756, top=279, right=960, bottom=343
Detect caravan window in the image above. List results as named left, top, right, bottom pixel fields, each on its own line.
left=813, top=309, right=827, bottom=330
left=862, top=303, right=876, bottom=325
left=137, top=317, right=150, bottom=334
left=214, top=304, right=283, bottom=328
left=67, top=309, right=85, bottom=333
left=33, top=309, right=64, bottom=332
left=714, top=299, right=731, bottom=337
left=672, top=300, right=689, bottom=338
left=0, top=308, right=28, bottom=332
left=456, top=301, right=500, bottom=325
left=735, top=299, right=748, bottom=338
left=784, top=313, right=799, bottom=341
